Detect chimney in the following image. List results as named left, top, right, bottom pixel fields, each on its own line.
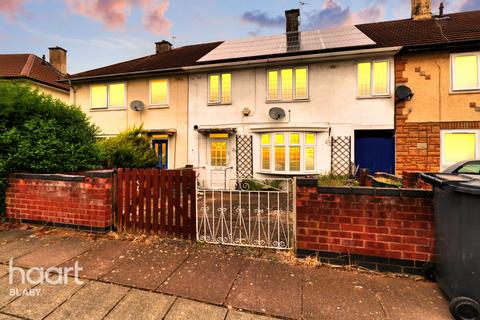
left=156, top=40, right=172, bottom=54
left=411, top=0, right=432, bottom=20
left=48, top=46, right=67, bottom=74
left=285, top=9, right=300, bottom=52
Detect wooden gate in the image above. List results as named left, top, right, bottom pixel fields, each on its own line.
left=116, top=168, right=196, bottom=239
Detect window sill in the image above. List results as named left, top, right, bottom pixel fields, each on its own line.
left=356, top=95, right=391, bottom=100
left=450, top=89, right=480, bottom=95
left=266, top=99, right=310, bottom=104
left=207, top=102, right=232, bottom=106
left=148, top=105, right=170, bottom=109
left=89, top=107, right=126, bottom=112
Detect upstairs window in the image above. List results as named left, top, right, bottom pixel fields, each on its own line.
left=357, top=61, right=389, bottom=97
left=91, top=83, right=126, bottom=109
left=267, top=67, right=308, bottom=101
left=452, top=53, right=480, bottom=91
left=208, top=73, right=231, bottom=104
left=150, top=79, right=169, bottom=105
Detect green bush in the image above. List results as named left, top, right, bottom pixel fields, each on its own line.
left=97, top=126, right=158, bottom=168
left=0, top=82, right=102, bottom=215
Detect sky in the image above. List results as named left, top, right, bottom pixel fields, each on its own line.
left=1, top=0, right=479, bottom=74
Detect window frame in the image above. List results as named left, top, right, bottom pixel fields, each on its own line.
left=451, top=52, right=480, bottom=92
left=207, top=73, right=232, bottom=105
left=266, top=66, right=309, bottom=102
left=149, top=78, right=169, bottom=107
left=259, top=132, right=316, bottom=174
left=440, top=129, right=480, bottom=170
left=209, top=134, right=229, bottom=167
left=356, top=60, right=390, bottom=98
left=90, top=82, right=127, bottom=109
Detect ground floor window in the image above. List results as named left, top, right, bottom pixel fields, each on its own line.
left=441, top=130, right=479, bottom=170
left=209, top=133, right=228, bottom=167
left=260, top=132, right=315, bottom=174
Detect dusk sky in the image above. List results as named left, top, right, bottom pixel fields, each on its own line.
left=1, top=0, right=479, bottom=74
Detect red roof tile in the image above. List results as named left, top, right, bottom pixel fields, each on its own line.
left=0, top=54, right=69, bottom=91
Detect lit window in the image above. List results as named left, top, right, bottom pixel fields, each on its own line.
left=208, top=73, right=231, bottom=104
left=210, top=133, right=228, bottom=167
left=452, top=54, right=479, bottom=91
left=357, top=61, right=389, bottom=97
left=267, top=67, right=308, bottom=101
left=150, top=79, right=168, bottom=105
left=260, top=132, right=316, bottom=173
left=91, top=85, right=107, bottom=108
left=442, top=131, right=478, bottom=169
left=91, top=83, right=125, bottom=108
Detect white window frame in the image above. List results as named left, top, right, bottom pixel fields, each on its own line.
left=440, top=129, right=480, bottom=170
left=266, top=66, right=309, bottom=102
left=259, top=132, right=316, bottom=174
left=90, top=82, right=127, bottom=109
left=356, top=60, right=390, bottom=98
left=149, top=79, right=169, bottom=107
left=451, top=52, right=480, bottom=92
left=209, top=136, right=229, bottom=167
left=207, top=73, right=232, bottom=105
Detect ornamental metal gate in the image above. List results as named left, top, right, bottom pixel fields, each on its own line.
left=196, top=178, right=295, bottom=250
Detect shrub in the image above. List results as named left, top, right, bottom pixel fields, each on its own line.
left=0, top=82, right=102, bottom=215
left=97, top=126, right=158, bottom=168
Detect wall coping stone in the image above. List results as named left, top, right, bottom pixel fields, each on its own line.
left=10, top=170, right=114, bottom=182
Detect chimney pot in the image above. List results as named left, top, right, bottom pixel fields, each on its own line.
left=411, top=0, right=432, bottom=20
left=285, top=9, right=300, bottom=52
left=156, top=40, right=173, bottom=54
left=48, top=46, right=67, bottom=74
left=439, top=2, right=444, bottom=17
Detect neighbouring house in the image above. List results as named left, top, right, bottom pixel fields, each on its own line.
left=0, top=47, right=70, bottom=102
left=66, top=41, right=221, bottom=169
left=187, top=9, right=399, bottom=185
left=359, top=1, right=480, bottom=173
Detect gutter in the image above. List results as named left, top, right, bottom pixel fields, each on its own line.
left=64, top=46, right=402, bottom=83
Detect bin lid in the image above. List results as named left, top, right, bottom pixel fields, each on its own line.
left=421, top=173, right=480, bottom=195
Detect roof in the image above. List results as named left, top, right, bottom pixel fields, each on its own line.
left=0, top=54, right=69, bottom=91
left=69, top=41, right=223, bottom=81
left=357, top=10, right=480, bottom=48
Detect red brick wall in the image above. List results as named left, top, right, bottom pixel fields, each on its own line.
left=6, top=171, right=114, bottom=230
left=297, top=182, right=435, bottom=263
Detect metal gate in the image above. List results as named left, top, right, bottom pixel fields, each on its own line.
left=196, top=178, right=295, bottom=249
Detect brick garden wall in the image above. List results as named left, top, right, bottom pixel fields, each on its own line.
left=6, top=171, right=114, bottom=232
left=296, top=179, right=435, bottom=274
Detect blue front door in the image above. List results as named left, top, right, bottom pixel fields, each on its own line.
left=354, top=130, right=395, bottom=174
left=152, top=140, right=168, bottom=169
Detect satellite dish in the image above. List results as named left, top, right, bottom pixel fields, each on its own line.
left=130, top=100, right=145, bottom=112
left=269, top=107, right=286, bottom=120
left=396, top=85, right=414, bottom=101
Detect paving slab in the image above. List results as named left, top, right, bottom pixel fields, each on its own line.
left=165, top=298, right=227, bottom=320
left=303, top=267, right=386, bottom=320
left=226, top=310, right=279, bottom=320
left=60, top=239, right=136, bottom=280
left=14, top=236, right=95, bottom=269
left=0, top=313, right=22, bottom=319
left=45, top=281, right=129, bottom=320
left=105, top=289, right=175, bottom=320
left=158, top=250, right=245, bottom=304
left=0, top=266, right=9, bottom=278
left=368, top=276, right=450, bottom=320
left=0, top=230, right=34, bottom=245
left=1, top=275, right=87, bottom=320
left=0, top=268, right=39, bottom=308
left=226, top=259, right=303, bottom=319
left=101, top=243, right=189, bottom=290
left=0, top=234, right=60, bottom=263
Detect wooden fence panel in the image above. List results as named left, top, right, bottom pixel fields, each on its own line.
left=115, top=168, right=196, bottom=239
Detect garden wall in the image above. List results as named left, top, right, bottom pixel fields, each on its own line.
left=6, top=171, right=114, bottom=232
left=296, top=179, right=435, bottom=274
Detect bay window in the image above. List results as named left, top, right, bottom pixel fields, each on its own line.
left=441, top=130, right=479, bottom=170
left=267, top=67, right=308, bottom=101
left=208, top=73, right=231, bottom=104
left=452, top=53, right=480, bottom=91
left=260, top=132, right=316, bottom=173
left=90, top=83, right=126, bottom=109
left=357, top=61, right=389, bottom=97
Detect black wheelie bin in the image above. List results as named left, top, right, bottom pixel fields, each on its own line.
left=421, top=173, right=480, bottom=320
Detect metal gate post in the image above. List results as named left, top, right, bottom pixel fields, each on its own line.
left=292, top=177, right=297, bottom=252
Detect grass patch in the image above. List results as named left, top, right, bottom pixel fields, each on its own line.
left=317, top=174, right=359, bottom=187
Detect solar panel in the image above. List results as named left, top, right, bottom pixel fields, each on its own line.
left=198, top=26, right=376, bottom=63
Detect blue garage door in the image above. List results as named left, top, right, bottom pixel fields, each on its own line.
left=354, top=130, right=395, bottom=174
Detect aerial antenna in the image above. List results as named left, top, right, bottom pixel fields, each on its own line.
left=299, top=1, right=310, bottom=7
left=171, top=35, right=177, bottom=45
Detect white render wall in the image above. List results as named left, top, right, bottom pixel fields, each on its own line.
left=188, top=54, right=395, bottom=180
